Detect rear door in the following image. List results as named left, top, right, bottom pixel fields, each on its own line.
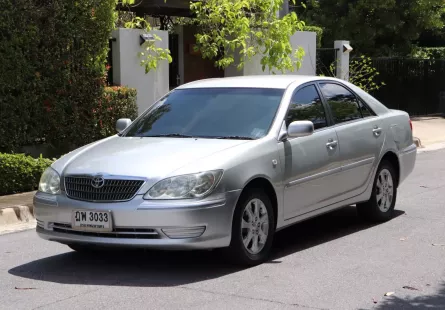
left=318, top=82, right=385, bottom=199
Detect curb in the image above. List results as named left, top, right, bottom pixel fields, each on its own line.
left=417, top=141, right=445, bottom=154
left=413, top=137, right=422, bottom=148
left=0, top=205, right=34, bottom=225
left=0, top=204, right=36, bottom=234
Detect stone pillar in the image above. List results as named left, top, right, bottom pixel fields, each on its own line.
left=111, top=28, right=169, bottom=114
left=334, top=40, right=352, bottom=81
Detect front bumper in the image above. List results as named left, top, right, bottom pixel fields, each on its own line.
left=34, top=190, right=241, bottom=250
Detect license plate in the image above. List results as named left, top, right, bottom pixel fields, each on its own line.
left=72, top=210, right=112, bottom=232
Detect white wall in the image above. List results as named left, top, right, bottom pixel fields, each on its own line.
left=225, top=31, right=317, bottom=77
left=111, top=28, right=169, bottom=114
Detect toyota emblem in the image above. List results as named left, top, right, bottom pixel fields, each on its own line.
left=91, top=176, right=105, bottom=189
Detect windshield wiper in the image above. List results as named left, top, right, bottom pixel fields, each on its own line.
left=144, top=133, right=195, bottom=138
left=214, top=135, right=255, bottom=140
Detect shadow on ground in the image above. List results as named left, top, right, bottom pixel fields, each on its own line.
left=9, top=206, right=404, bottom=287
left=370, top=282, right=445, bottom=309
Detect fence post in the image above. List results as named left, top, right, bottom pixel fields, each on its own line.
left=334, top=40, right=352, bottom=80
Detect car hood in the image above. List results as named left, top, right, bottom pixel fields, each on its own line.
left=54, top=136, right=249, bottom=179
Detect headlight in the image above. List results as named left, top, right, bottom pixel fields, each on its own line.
left=38, top=167, right=61, bottom=195
left=144, top=170, right=223, bottom=200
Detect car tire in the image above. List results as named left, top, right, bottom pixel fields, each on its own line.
left=224, top=188, right=275, bottom=266
left=357, top=160, right=398, bottom=222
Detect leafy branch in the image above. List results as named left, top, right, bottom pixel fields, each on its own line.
left=188, top=0, right=306, bottom=73
left=322, top=56, right=385, bottom=93
left=123, top=16, right=172, bottom=73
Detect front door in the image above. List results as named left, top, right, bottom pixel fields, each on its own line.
left=280, top=84, right=341, bottom=220
left=318, top=82, right=385, bottom=199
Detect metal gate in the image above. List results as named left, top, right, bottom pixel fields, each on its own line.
left=169, top=33, right=179, bottom=89
left=370, top=58, right=445, bottom=116
left=316, top=48, right=338, bottom=77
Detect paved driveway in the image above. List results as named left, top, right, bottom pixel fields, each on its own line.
left=1, top=149, right=445, bottom=310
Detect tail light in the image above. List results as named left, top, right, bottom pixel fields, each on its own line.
left=409, top=119, right=413, bottom=131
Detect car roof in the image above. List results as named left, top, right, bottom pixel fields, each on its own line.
left=175, top=75, right=390, bottom=115
left=176, top=75, right=341, bottom=90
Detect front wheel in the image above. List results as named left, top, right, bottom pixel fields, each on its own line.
left=224, top=188, right=275, bottom=266
left=357, top=160, right=398, bottom=222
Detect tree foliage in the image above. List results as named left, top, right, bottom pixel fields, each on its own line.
left=0, top=0, right=116, bottom=154
left=124, top=16, right=172, bottom=73
left=295, top=0, right=445, bottom=56
left=323, top=56, right=385, bottom=93
left=189, top=0, right=306, bottom=73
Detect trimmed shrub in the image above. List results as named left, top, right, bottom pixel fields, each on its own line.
left=94, top=86, right=138, bottom=139
left=0, top=153, right=54, bottom=196
left=0, top=0, right=116, bottom=153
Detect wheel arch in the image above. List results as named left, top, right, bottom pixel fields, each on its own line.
left=379, top=151, right=400, bottom=187
left=238, top=177, right=279, bottom=229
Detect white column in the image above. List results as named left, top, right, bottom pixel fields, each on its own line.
left=334, top=40, right=352, bottom=81
left=111, top=28, right=169, bottom=114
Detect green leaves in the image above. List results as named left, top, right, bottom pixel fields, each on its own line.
left=0, top=153, right=54, bottom=195
left=0, top=0, right=116, bottom=154
left=96, top=86, right=138, bottom=138
left=320, top=55, right=385, bottom=93
left=188, top=0, right=307, bottom=73
left=123, top=16, right=172, bottom=73
left=295, top=0, right=445, bottom=56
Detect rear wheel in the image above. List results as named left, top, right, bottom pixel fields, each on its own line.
left=224, top=188, right=275, bottom=266
left=357, top=160, right=397, bottom=222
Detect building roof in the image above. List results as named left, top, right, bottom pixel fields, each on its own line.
left=118, top=0, right=191, bottom=17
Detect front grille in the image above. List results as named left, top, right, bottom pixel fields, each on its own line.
left=51, top=222, right=159, bottom=239
left=64, top=176, right=144, bottom=202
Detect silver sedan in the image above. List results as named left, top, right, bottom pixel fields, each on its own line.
left=34, top=75, right=417, bottom=265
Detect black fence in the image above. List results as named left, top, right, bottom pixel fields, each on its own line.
left=369, top=58, right=445, bottom=116
left=316, top=48, right=338, bottom=76
left=169, top=33, right=179, bottom=89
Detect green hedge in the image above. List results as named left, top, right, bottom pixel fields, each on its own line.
left=0, top=85, right=136, bottom=195
left=0, top=153, right=54, bottom=196
left=94, top=86, right=138, bottom=139
left=0, top=0, right=116, bottom=154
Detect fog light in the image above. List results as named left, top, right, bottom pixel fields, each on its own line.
left=36, top=219, right=44, bottom=228
left=162, top=226, right=206, bottom=239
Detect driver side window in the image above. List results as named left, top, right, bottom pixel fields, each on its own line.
left=286, top=85, right=328, bottom=130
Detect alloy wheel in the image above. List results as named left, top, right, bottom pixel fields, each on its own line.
left=241, top=198, right=269, bottom=255
left=376, top=168, right=394, bottom=212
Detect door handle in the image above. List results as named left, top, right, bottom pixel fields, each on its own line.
left=326, top=139, right=338, bottom=150
left=372, top=126, right=382, bottom=137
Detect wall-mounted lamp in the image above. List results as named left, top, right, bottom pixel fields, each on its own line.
left=343, top=43, right=353, bottom=54
left=140, top=34, right=155, bottom=45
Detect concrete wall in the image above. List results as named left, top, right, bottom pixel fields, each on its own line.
left=111, top=28, right=169, bottom=114
left=225, top=31, right=317, bottom=77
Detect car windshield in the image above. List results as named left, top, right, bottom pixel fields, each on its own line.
left=123, top=87, right=284, bottom=140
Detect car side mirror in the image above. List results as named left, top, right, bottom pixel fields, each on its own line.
left=287, top=120, right=314, bottom=138
left=116, top=118, right=132, bottom=133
